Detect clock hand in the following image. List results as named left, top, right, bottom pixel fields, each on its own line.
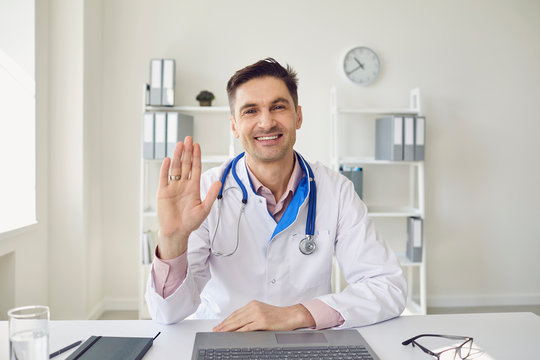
left=346, top=65, right=362, bottom=75
left=354, top=57, right=365, bottom=69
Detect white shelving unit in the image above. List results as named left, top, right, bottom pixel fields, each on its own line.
left=138, top=92, right=235, bottom=319
left=330, top=86, right=426, bottom=315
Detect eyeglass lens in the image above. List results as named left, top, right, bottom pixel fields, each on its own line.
left=437, top=339, right=473, bottom=360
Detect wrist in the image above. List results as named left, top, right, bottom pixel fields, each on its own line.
left=157, top=231, right=189, bottom=260
left=290, top=304, right=316, bottom=329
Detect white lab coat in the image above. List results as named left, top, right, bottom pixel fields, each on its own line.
left=146, top=155, right=407, bottom=328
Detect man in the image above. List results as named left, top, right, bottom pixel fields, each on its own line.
left=146, top=58, right=407, bottom=331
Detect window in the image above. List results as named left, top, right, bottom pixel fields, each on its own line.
left=0, top=0, right=36, bottom=233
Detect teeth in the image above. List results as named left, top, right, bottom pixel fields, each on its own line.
left=257, top=135, right=279, bottom=140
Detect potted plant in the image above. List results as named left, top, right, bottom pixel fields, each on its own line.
left=196, top=90, right=215, bottom=106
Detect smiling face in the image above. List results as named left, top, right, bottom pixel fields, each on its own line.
left=230, top=76, right=303, bottom=166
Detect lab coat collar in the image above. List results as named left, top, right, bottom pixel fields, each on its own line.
left=224, top=152, right=312, bottom=240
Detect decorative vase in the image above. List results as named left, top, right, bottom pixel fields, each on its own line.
left=199, top=100, right=212, bottom=106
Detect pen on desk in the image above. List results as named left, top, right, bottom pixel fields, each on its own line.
left=49, top=340, right=82, bottom=359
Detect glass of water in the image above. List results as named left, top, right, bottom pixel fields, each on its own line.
left=8, top=305, right=50, bottom=360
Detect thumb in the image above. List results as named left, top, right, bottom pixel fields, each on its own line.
left=202, top=180, right=222, bottom=215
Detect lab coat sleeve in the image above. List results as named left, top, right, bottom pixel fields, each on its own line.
left=145, top=222, right=213, bottom=324
left=145, top=167, right=222, bottom=324
left=315, top=174, right=408, bottom=328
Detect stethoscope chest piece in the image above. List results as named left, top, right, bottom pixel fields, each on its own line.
left=299, top=235, right=316, bottom=255
left=212, top=151, right=318, bottom=257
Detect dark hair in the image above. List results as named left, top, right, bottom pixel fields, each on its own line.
left=226, top=58, right=298, bottom=114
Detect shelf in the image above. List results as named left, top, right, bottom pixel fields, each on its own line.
left=338, top=107, right=418, bottom=115
left=367, top=206, right=422, bottom=218
left=143, top=155, right=229, bottom=163
left=143, top=158, right=164, bottom=163
left=145, top=105, right=230, bottom=113
left=405, top=299, right=424, bottom=315
left=339, top=157, right=423, bottom=166
left=397, top=254, right=422, bottom=267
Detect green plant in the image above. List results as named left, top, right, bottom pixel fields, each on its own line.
left=196, top=90, right=215, bottom=102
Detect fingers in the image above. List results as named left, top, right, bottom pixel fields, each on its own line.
left=170, top=141, right=185, bottom=178
left=203, top=181, right=222, bottom=214
left=190, top=142, right=203, bottom=181
left=181, top=136, right=193, bottom=180
left=159, top=157, right=171, bottom=189
left=168, top=136, right=195, bottom=181
left=213, top=301, right=267, bottom=332
left=213, top=304, right=248, bottom=332
left=213, top=311, right=250, bottom=332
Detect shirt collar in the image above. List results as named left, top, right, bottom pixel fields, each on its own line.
left=246, top=153, right=304, bottom=199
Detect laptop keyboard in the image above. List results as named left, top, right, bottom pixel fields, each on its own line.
left=197, top=345, right=374, bottom=359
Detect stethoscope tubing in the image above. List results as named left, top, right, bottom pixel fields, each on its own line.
left=211, top=151, right=316, bottom=256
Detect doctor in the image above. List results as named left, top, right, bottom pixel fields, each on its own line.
left=146, top=58, right=407, bottom=331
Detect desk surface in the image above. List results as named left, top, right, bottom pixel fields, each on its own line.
left=2, top=313, right=539, bottom=359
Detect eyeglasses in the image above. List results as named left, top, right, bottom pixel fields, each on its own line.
left=402, top=334, right=474, bottom=360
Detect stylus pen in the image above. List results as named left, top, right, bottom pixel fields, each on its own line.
left=49, top=340, right=82, bottom=359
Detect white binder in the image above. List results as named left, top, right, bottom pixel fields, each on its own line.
left=161, top=59, right=175, bottom=106
left=414, top=116, right=425, bottom=161
left=406, top=217, right=423, bottom=262
left=143, top=113, right=154, bottom=159
left=375, top=116, right=403, bottom=161
left=166, top=112, right=179, bottom=158
left=149, top=59, right=162, bottom=105
left=166, top=112, right=194, bottom=158
left=154, top=112, right=166, bottom=159
left=404, top=116, right=415, bottom=161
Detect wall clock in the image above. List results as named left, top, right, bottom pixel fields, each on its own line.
left=343, top=46, right=381, bottom=85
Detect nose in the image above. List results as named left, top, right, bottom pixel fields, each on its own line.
left=258, top=109, right=275, bottom=129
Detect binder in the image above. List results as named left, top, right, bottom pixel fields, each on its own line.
left=406, top=217, right=423, bottom=262
left=166, top=112, right=194, bottom=158
left=161, top=59, right=175, bottom=106
left=66, top=335, right=154, bottom=360
left=340, top=167, right=363, bottom=199
left=141, top=232, right=151, bottom=265
left=414, top=116, right=425, bottom=161
left=149, top=59, right=162, bottom=105
left=403, top=116, right=415, bottom=161
left=143, top=113, right=154, bottom=159
left=375, top=116, right=403, bottom=161
left=154, top=112, right=166, bottom=159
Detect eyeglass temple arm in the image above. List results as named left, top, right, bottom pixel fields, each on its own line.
left=403, top=340, right=438, bottom=357
left=402, top=334, right=472, bottom=345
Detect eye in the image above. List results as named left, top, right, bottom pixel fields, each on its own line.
left=272, top=104, right=285, bottom=111
left=243, top=108, right=257, bottom=115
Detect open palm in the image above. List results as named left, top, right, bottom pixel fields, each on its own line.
left=156, top=136, right=220, bottom=259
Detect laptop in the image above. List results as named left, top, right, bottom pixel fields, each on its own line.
left=191, top=329, right=380, bottom=359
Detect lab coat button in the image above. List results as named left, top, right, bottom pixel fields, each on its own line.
left=270, top=279, right=276, bottom=284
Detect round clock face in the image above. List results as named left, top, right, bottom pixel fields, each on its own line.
left=343, top=47, right=381, bottom=85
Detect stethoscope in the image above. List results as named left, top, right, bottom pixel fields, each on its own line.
left=210, top=152, right=317, bottom=257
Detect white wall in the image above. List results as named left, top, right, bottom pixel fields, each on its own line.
left=97, top=0, right=540, bottom=309
left=9, top=0, right=537, bottom=318
left=0, top=0, right=47, bottom=319
left=47, top=0, right=105, bottom=319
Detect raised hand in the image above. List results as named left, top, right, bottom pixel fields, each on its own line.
left=156, top=136, right=221, bottom=259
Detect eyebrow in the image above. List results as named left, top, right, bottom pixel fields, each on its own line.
left=238, top=97, right=291, bottom=114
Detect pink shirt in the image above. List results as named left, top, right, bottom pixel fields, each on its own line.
left=152, top=155, right=344, bottom=329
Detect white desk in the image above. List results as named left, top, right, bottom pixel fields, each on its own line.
left=1, top=313, right=539, bottom=359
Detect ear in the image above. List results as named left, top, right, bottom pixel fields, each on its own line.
left=230, top=116, right=240, bottom=138
left=295, top=105, right=303, bottom=130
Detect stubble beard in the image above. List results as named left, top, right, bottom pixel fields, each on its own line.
left=242, top=132, right=296, bottom=164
